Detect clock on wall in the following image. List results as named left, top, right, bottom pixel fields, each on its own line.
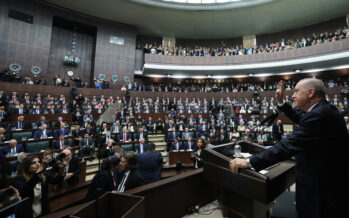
left=111, top=75, right=119, bottom=82
left=98, top=73, right=106, bottom=81
left=123, top=76, right=130, bottom=83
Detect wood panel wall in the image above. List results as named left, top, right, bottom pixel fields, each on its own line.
left=47, top=24, right=95, bottom=84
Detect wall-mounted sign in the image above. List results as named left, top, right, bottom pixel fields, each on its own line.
left=110, top=36, right=124, bottom=45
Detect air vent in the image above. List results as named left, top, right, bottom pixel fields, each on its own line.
left=8, top=9, right=33, bottom=24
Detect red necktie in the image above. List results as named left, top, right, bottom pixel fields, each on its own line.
left=124, top=133, right=126, bottom=142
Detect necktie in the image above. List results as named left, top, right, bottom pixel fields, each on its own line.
left=86, top=139, right=88, bottom=146
left=61, top=140, right=63, bottom=149
left=19, top=122, right=22, bottom=129
left=117, top=174, right=127, bottom=192
left=176, top=143, right=179, bottom=150
left=124, top=133, right=126, bottom=142
left=11, top=148, right=15, bottom=155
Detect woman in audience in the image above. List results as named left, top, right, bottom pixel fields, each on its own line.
left=191, top=138, right=207, bottom=169
left=10, top=155, right=65, bottom=217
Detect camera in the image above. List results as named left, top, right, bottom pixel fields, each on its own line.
left=50, top=153, right=66, bottom=173
left=191, top=152, right=198, bottom=160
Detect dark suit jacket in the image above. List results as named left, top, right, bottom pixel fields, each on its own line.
left=170, top=142, right=183, bottom=151
left=117, top=169, right=145, bottom=191
left=10, top=121, right=28, bottom=130
left=135, top=143, right=147, bottom=153
left=66, top=156, right=81, bottom=185
left=84, top=169, right=115, bottom=202
left=51, top=139, right=69, bottom=150
left=250, top=100, right=349, bottom=218
left=117, top=133, right=131, bottom=142
left=184, top=141, right=196, bottom=151
left=137, top=151, right=163, bottom=184
left=36, top=120, right=49, bottom=128
left=272, top=123, right=284, bottom=140
left=55, top=128, right=70, bottom=137
left=34, top=129, right=53, bottom=139
left=135, top=132, right=148, bottom=141
left=1, top=144, right=25, bottom=156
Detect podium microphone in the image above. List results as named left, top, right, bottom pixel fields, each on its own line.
left=260, top=111, right=279, bottom=126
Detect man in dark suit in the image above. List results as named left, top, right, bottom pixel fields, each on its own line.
left=116, top=152, right=145, bottom=192
left=36, top=116, right=49, bottom=128
left=61, top=148, right=81, bottom=186
left=31, top=105, right=42, bottom=115
left=55, top=123, right=70, bottom=137
left=146, top=117, right=154, bottom=133
left=272, top=119, right=284, bottom=142
left=230, top=79, right=349, bottom=218
left=84, top=157, right=121, bottom=201
left=79, top=133, right=95, bottom=161
left=184, top=137, right=196, bottom=151
left=170, top=138, right=183, bottom=151
left=117, top=128, right=131, bottom=142
left=135, top=138, right=147, bottom=154
left=135, top=127, right=148, bottom=141
left=1, top=139, right=25, bottom=174
left=52, top=134, right=69, bottom=150
left=137, top=143, right=163, bottom=184
left=14, top=104, right=26, bottom=115
left=9, top=116, right=28, bottom=130
left=168, top=127, right=179, bottom=142
left=33, top=124, right=52, bottom=139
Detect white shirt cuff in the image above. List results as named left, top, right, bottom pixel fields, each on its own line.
left=278, top=101, right=285, bottom=107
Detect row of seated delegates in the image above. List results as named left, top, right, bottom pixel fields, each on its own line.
left=1, top=147, right=81, bottom=217
left=142, top=26, right=349, bottom=57
left=128, top=78, right=348, bottom=93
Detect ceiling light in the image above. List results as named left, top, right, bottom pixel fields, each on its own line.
left=294, top=69, right=302, bottom=73
left=248, top=73, right=254, bottom=77
left=206, top=74, right=212, bottom=78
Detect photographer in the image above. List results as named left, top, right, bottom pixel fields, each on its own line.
left=10, top=155, right=65, bottom=217
left=191, top=138, right=207, bottom=169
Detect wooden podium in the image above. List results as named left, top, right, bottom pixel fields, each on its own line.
left=169, top=151, right=193, bottom=165
left=71, top=193, right=144, bottom=218
left=202, top=141, right=295, bottom=218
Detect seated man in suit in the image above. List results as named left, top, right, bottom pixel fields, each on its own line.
left=100, top=139, right=115, bottom=158
left=31, top=105, right=42, bottom=115
left=55, top=123, right=70, bottom=137
left=135, top=127, right=148, bottom=141
left=52, top=134, right=69, bottom=150
left=72, top=125, right=83, bottom=146
left=36, top=116, right=48, bottom=128
left=14, top=104, right=26, bottom=115
left=0, top=127, right=9, bottom=143
left=137, top=143, right=163, bottom=184
left=181, top=127, right=193, bottom=140
left=9, top=115, right=28, bottom=130
left=146, top=117, right=154, bottom=133
left=110, top=121, right=122, bottom=133
left=79, top=133, right=95, bottom=161
left=116, top=151, right=145, bottom=192
left=33, top=124, right=52, bottom=139
left=168, top=127, right=179, bottom=142
left=0, top=139, right=25, bottom=174
left=184, top=136, right=196, bottom=151
left=135, top=138, right=147, bottom=154
left=170, top=138, right=183, bottom=151
left=61, top=148, right=81, bottom=186
left=117, top=127, right=131, bottom=142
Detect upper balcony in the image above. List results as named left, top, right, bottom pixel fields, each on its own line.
left=142, top=38, right=349, bottom=77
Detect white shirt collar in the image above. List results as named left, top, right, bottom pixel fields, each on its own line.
left=307, top=102, right=319, bottom=112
